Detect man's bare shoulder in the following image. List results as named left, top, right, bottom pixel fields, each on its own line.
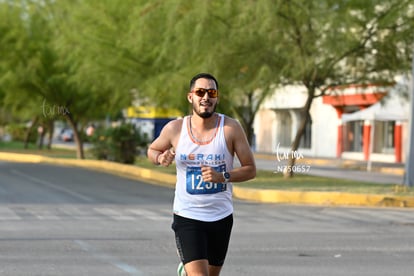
left=222, top=114, right=246, bottom=144
left=223, top=115, right=243, bottom=129
left=162, top=118, right=184, bottom=134
left=167, top=118, right=184, bottom=127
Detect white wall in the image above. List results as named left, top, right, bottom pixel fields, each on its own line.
left=255, top=85, right=342, bottom=158
left=309, top=97, right=339, bottom=158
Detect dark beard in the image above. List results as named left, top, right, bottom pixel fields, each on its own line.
left=199, top=111, right=214, bottom=118
left=193, top=102, right=217, bottom=118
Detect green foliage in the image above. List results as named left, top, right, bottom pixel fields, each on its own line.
left=1, top=0, right=413, bottom=153
left=6, top=123, right=37, bottom=143
left=90, top=124, right=148, bottom=164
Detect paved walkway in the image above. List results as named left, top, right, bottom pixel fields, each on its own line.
left=254, top=154, right=405, bottom=185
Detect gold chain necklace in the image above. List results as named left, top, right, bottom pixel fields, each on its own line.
left=189, top=115, right=219, bottom=143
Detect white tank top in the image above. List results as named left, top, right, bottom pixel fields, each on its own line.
left=173, top=113, right=234, bottom=222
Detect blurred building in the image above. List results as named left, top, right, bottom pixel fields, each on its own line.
left=125, top=106, right=182, bottom=141
left=254, top=80, right=410, bottom=164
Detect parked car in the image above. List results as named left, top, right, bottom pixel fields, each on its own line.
left=58, top=128, right=74, bottom=142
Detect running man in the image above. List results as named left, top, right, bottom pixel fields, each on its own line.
left=147, top=73, right=256, bottom=276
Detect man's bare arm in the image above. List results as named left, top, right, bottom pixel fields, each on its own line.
left=228, top=120, right=256, bottom=182
left=202, top=118, right=256, bottom=184
left=147, top=119, right=181, bottom=166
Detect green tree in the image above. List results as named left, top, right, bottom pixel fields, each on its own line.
left=132, top=0, right=413, bottom=178
left=265, top=0, right=414, bottom=177
left=0, top=1, right=45, bottom=147
left=0, top=0, right=133, bottom=158
left=130, top=1, right=281, bottom=143
left=2, top=0, right=412, bottom=166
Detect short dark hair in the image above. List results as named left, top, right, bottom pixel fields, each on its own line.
left=190, top=73, right=219, bottom=90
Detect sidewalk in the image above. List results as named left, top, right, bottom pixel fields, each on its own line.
left=254, top=153, right=405, bottom=185
left=0, top=151, right=413, bottom=208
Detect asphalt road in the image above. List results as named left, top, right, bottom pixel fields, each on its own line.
left=1, top=162, right=413, bottom=276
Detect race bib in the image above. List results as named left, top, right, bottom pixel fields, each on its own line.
left=186, top=164, right=227, bottom=195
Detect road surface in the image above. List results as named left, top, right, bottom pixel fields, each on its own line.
left=0, top=162, right=413, bottom=275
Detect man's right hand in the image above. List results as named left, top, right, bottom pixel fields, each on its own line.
left=158, top=148, right=175, bottom=167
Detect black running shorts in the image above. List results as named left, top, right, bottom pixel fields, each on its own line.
left=172, top=214, right=233, bottom=266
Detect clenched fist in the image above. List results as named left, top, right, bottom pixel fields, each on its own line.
left=158, top=148, right=175, bottom=167
left=201, top=165, right=223, bottom=183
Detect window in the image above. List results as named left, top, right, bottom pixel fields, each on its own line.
left=383, top=121, right=395, bottom=149
left=277, top=111, right=292, bottom=147
left=374, top=121, right=395, bottom=154
left=343, top=121, right=363, bottom=152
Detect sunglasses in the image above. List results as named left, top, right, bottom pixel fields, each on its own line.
left=192, top=88, right=218, bottom=98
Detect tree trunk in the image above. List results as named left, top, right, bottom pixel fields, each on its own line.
left=237, top=104, right=256, bottom=147
left=24, top=116, right=38, bottom=149
left=65, top=113, right=84, bottom=159
left=234, top=88, right=270, bottom=150
left=46, top=119, right=54, bottom=150
left=246, top=125, right=254, bottom=148
left=37, top=123, right=45, bottom=149
left=283, top=87, right=315, bottom=178
left=239, top=114, right=255, bottom=147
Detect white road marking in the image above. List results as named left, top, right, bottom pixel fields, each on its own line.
left=11, top=169, right=95, bottom=203
left=128, top=208, right=170, bottom=221
left=74, top=240, right=144, bottom=276
left=0, top=206, right=21, bottom=220
left=93, top=207, right=136, bottom=220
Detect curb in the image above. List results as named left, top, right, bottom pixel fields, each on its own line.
left=232, top=186, right=414, bottom=208
left=254, top=154, right=405, bottom=176
left=0, top=152, right=176, bottom=188
left=1, top=152, right=413, bottom=208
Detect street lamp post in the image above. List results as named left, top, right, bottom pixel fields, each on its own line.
left=404, top=51, right=414, bottom=187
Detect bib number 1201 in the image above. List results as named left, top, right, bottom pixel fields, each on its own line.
left=186, top=165, right=227, bottom=195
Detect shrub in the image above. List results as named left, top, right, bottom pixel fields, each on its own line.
left=6, top=123, right=37, bottom=143
left=91, top=123, right=148, bottom=164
